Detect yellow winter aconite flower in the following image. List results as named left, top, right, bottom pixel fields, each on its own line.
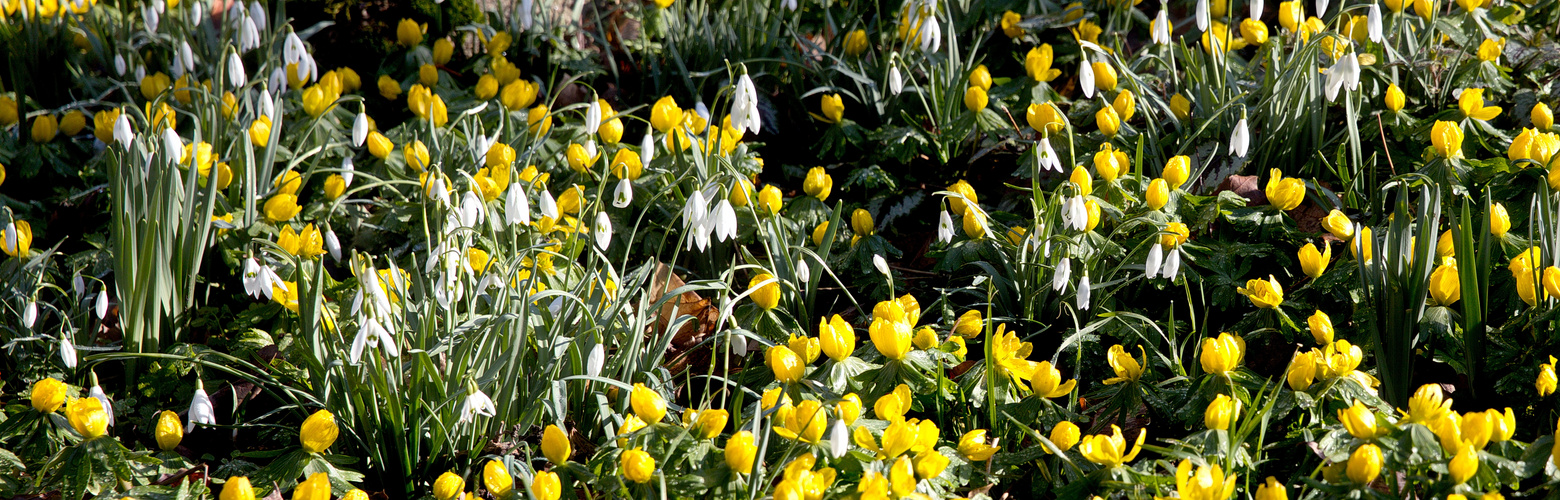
left=1113, top=90, right=1137, bottom=122
left=1103, top=344, right=1146, bottom=384
left=483, top=461, right=513, bottom=500
left=964, top=86, right=988, bottom=112
left=631, top=383, right=667, bottom=423
left=1001, top=11, right=1024, bottom=37
left=953, top=309, right=983, bottom=337
left=1093, top=144, right=1129, bottom=182
left=1027, top=101, right=1065, bottom=134
left=531, top=471, right=561, bottom=500
left=1078, top=425, right=1146, bottom=467
left=748, top=272, right=780, bottom=310
left=774, top=400, right=828, bottom=443
left=264, top=194, right=302, bottom=222
left=767, top=345, right=805, bottom=382
left=987, top=324, right=1038, bottom=386
left=1032, top=360, right=1077, bottom=398
left=1404, top=383, right=1453, bottom=424
left=1477, top=38, right=1505, bottom=62
left=1146, top=178, right=1170, bottom=210
left=1322, top=210, right=1355, bottom=240
left=842, top=29, right=869, bottom=57
left=1308, top=310, right=1334, bottom=344
left=1068, top=165, right=1094, bottom=197
left=1287, top=351, right=1318, bottom=390
left=1171, top=93, right=1193, bottom=121
left=1096, top=105, right=1121, bottom=137
left=1047, top=421, right=1081, bottom=452
left=816, top=94, right=845, bottom=124
left=154, top=410, right=183, bottom=450
left=956, top=430, right=1000, bottom=461
left=294, top=472, right=331, bottom=500
left=1346, top=444, right=1382, bottom=484
left=430, top=471, right=464, bottom=499
left=1459, top=88, right=1502, bottom=121
left=851, top=208, right=875, bottom=236
left=1339, top=400, right=1384, bottom=439
left=758, top=185, right=783, bottom=216
left=687, top=408, right=728, bottom=439
left=1204, top=394, right=1241, bottom=431
left=724, top=431, right=757, bottom=473
left=1385, top=84, right=1406, bottom=112
left=299, top=409, right=338, bottom=453
left=528, top=105, right=553, bottom=135
left=1173, top=459, right=1237, bottom=500
left=803, top=167, right=833, bottom=200
left=1429, top=258, right=1461, bottom=306
left=222, top=477, right=255, bottom=500
left=396, top=19, right=423, bottom=47
left=1200, top=332, right=1245, bottom=374
left=1534, top=102, right=1555, bottom=130
left=818, top=315, right=854, bottom=361
left=1241, top=18, right=1270, bottom=46
left=1255, top=477, right=1287, bottom=500
left=28, top=113, right=57, bottom=143
left=1163, top=155, right=1191, bottom=189
left=1295, top=241, right=1331, bottom=278
left=1238, top=275, right=1284, bottom=309
left=1265, top=169, right=1306, bottom=210
left=968, top=64, right=992, bottom=91
left=278, top=223, right=326, bottom=258
left=64, top=396, right=109, bottom=439
left=1092, top=61, right=1118, bottom=92
left=1489, top=202, right=1510, bottom=237
left=541, top=424, right=571, bottom=464
left=1540, top=356, right=1559, bottom=396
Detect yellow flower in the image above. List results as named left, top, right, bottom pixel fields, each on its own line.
left=725, top=431, right=757, bottom=473
left=957, top=430, right=1000, bottom=461
left=1172, top=459, right=1237, bottom=500
left=474, top=74, right=499, bottom=100
left=838, top=394, right=863, bottom=425
left=1449, top=443, right=1478, bottom=484
left=1024, top=44, right=1063, bottom=82
left=64, top=396, right=109, bottom=439
left=1493, top=407, right=1516, bottom=442
left=528, top=105, right=553, bottom=135
left=565, top=143, right=597, bottom=173
left=1026, top=101, right=1065, bottom=134
left=1490, top=202, right=1510, bottom=237
left=1346, top=444, right=1382, bottom=484
left=749, top=273, right=780, bottom=310
left=803, top=167, right=832, bottom=200
left=278, top=224, right=326, bottom=258
left=1072, top=18, right=1102, bottom=43
left=1103, top=344, right=1146, bottom=385
left=1255, top=477, right=1287, bottom=500
left=1164, top=155, right=1191, bottom=189
left=758, top=185, right=783, bottom=216
left=962, top=206, right=987, bottom=238
left=1404, top=383, right=1453, bottom=424
left=1339, top=400, right=1384, bottom=439
left=140, top=72, right=172, bottom=100
left=1077, top=425, right=1146, bottom=467
left=264, top=194, right=302, bottom=222
left=1241, top=18, right=1270, bottom=46
left=1171, top=93, right=1193, bottom=121
left=294, top=473, right=331, bottom=500
left=843, top=29, right=869, bottom=57
left=1287, top=351, right=1317, bottom=390
left=1300, top=241, right=1331, bottom=279
left=650, top=96, right=683, bottom=133
left=1265, top=169, right=1306, bottom=210
left=1352, top=226, right=1375, bottom=262
left=1091, top=61, right=1118, bottom=92
left=1200, top=332, right=1246, bottom=374
left=1032, top=361, right=1077, bottom=398
left=2, top=220, right=33, bottom=258
left=969, top=65, right=992, bottom=91
left=1457, top=0, right=1483, bottom=11
left=1535, top=102, right=1555, bottom=130
left=155, top=410, right=183, bottom=450
left=59, top=110, right=85, bottom=136
left=222, top=477, right=255, bottom=500
left=954, top=309, right=983, bottom=337
left=869, top=315, right=912, bottom=361
left=817, top=94, right=844, bottom=124
left=366, top=131, right=394, bottom=160
left=631, top=383, right=667, bottom=423
left=1095, top=105, right=1121, bottom=137
left=1202, top=393, right=1240, bottom=430
left=0, top=96, right=16, bottom=126
left=1459, top=89, right=1502, bottom=121
left=378, top=75, right=402, bottom=100
left=852, top=208, right=875, bottom=236
left=1001, top=11, right=1024, bottom=38
left=990, top=324, right=1039, bottom=386
left=1386, top=0, right=1413, bottom=12
left=767, top=345, right=805, bottom=382
left=964, top=86, right=988, bottom=112
left=1146, top=178, right=1170, bottom=210
left=1307, top=310, right=1334, bottom=344
left=1538, top=356, right=1557, bottom=396
left=774, top=400, right=828, bottom=443
left=397, top=19, right=423, bottom=47
left=291, top=409, right=339, bottom=455
left=30, top=114, right=57, bottom=143
left=500, top=80, right=538, bottom=111
left=1477, top=38, right=1505, bottom=62
left=1323, top=210, right=1355, bottom=240
left=532, top=471, right=561, bottom=500
left=1048, top=421, right=1081, bottom=452
left=873, top=384, right=911, bottom=421
left=819, top=315, right=855, bottom=362
left=1385, top=84, right=1406, bottom=112
left=1114, top=90, right=1137, bottom=122
left=1429, top=259, right=1461, bottom=306
left=542, top=424, right=571, bottom=464
left=1238, top=276, right=1284, bottom=309
left=482, top=461, right=513, bottom=500
left=947, top=179, right=979, bottom=215
left=686, top=408, right=728, bottom=439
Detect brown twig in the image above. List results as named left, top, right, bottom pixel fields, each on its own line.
left=1377, top=113, right=1397, bottom=175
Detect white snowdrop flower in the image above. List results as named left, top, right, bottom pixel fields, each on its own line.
left=349, top=316, right=398, bottom=364
left=640, top=132, right=656, bottom=164
left=595, top=211, right=613, bottom=250
left=250, top=0, right=267, bottom=31
left=1079, top=54, right=1096, bottom=98
left=242, top=258, right=267, bottom=299
left=114, top=113, right=135, bottom=148
left=873, top=254, right=891, bottom=277
left=1196, top=0, right=1210, bottom=31
left=613, top=179, right=633, bottom=208
left=731, top=74, right=761, bottom=134
left=540, top=190, right=559, bottom=220
left=324, top=229, right=342, bottom=262
left=96, top=289, right=110, bottom=319
left=353, top=113, right=369, bottom=147
left=431, top=177, right=451, bottom=207
left=1251, top=0, right=1265, bottom=20
left=22, top=300, right=36, bottom=329
left=587, top=344, right=605, bottom=377
left=268, top=68, right=286, bottom=93
left=144, top=5, right=161, bottom=33
left=783, top=0, right=798, bottom=10
left=730, top=331, right=748, bottom=357
left=170, top=51, right=186, bottom=80
left=1229, top=117, right=1249, bottom=157
left=1153, top=10, right=1171, bottom=45
left=1053, top=257, right=1071, bottom=291
left=1145, top=243, right=1164, bottom=279
left=72, top=275, right=85, bottom=298
left=1367, top=3, right=1383, bottom=43
left=682, top=190, right=708, bottom=231
left=920, top=16, right=941, bottom=52
left=517, top=0, right=534, bottom=30
left=114, top=54, right=127, bottom=76
left=1316, top=0, right=1330, bottom=17
left=796, top=259, right=810, bottom=282
left=889, top=65, right=904, bottom=95
left=239, top=15, right=261, bottom=52
left=458, top=389, right=497, bottom=424
left=585, top=99, right=602, bottom=135
left=1077, top=274, right=1092, bottom=310
left=459, top=191, right=484, bottom=228
left=134, top=65, right=146, bottom=83
left=695, top=101, right=711, bottom=122
left=1068, top=197, right=1088, bottom=230
left=340, top=157, right=355, bottom=187
left=1324, top=52, right=1360, bottom=102
left=180, top=41, right=195, bottom=73
left=283, top=32, right=307, bottom=66
left=506, top=185, right=531, bottom=226
left=712, top=199, right=737, bottom=242
left=830, top=419, right=848, bottom=458
left=1163, top=246, right=1182, bottom=279
left=1038, top=137, right=1063, bottom=172
left=259, top=89, right=275, bottom=118
left=7, top=225, right=21, bottom=257
left=189, top=1, right=205, bottom=24
left=60, top=335, right=77, bottom=369
left=937, top=210, right=955, bottom=243
left=162, top=128, right=183, bottom=160
left=186, top=383, right=216, bottom=432
left=228, top=53, right=246, bottom=89
left=89, top=385, right=113, bottom=426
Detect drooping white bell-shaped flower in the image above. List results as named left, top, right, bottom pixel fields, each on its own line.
left=228, top=53, right=246, bottom=89
left=920, top=16, right=942, bottom=52
left=186, top=381, right=217, bottom=432
left=1196, top=0, right=1210, bottom=31
left=1153, top=10, right=1172, bottom=45
left=731, top=73, right=761, bottom=134
left=22, top=300, right=37, bottom=329
left=539, top=190, right=559, bottom=220
left=1367, top=3, right=1383, bottom=43
left=830, top=419, right=849, bottom=458
left=60, top=335, right=77, bottom=369
left=587, top=344, right=605, bottom=377
left=1251, top=0, right=1265, bottom=19
left=323, top=229, right=342, bottom=262
left=1038, top=137, right=1063, bottom=172
left=259, top=89, right=275, bottom=119
left=595, top=211, right=613, bottom=250
left=640, top=132, right=656, bottom=164
left=937, top=210, right=955, bottom=243
left=873, top=254, right=891, bottom=277
left=1316, top=0, right=1330, bottom=17
left=89, top=384, right=113, bottom=426
left=1053, top=257, right=1072, bottom=291
left=96, top=289, right=110, bottom=319
left=458, top=389, right=497, bottom=424
left=1145, top=243, right=1164, bottom=279
left=1229, top=117, right=1250, bottom=157
left=613, top=179, right=634, bottom=208
left=1324, top=52, right=1361, bottom=102
left=506, top=187, right=531, bottom=226
left=889, top=65, right=904, bottom=95
left=712, top=199, right=738, bottom=242
left=584, top=98, right=602, bottom=135
left=162, top=128, right=183, bottom=160
left=353, top=113, right=369, bottom=147
left=1077, top=274, right=1092, bottom=310
left=1079, top=54, right=1096, bottom=98
left=114, top=113, right=135, bottom=148
left=517, top=0, right=534, bottom=30
left=1163, top=246, right=1183, bottom=279
left=114, top=54, right=127, bottom=76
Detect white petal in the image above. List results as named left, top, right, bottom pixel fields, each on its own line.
left=1079, top=55, right=1095, bottom=99
left=540, top=190, right=559, bottom=219
left=829, top=419, right=849, bottom=458
left=1164, top=247, right=1183, bottom=279
left=60, top=335, right=77, bottom=368
left=937, top=210, right=955, bottom=243
left=796, top=259, right=810, bottom=282
left=1230, top=118, right=1250, bottom=157
left=1196, top=0, right=1210, bottom=31
left=595, top=211, right=613, bottom=250
left=228, top=53, right=246, bottom=89
left=1145, top=243, right=1164, bottom=279
left=353, top=113, right=369, bottom=148
left=874, top=254, right=891, bottom=276
left=114, top=54, right=127, bottom=76
left=506, top=186, right=531, bottom=226
left=23, top=301, right=38, bottom=329
left=1316, top=0, right=1330, bottom=16
left=1053, top=257, right=1072, bottom=291
left=1251, top=0, right=1265, bottom=20
left=1368, top=4, right=1383, bottom=43
left=613, top=179, right=634, bottom=208
left=96, top=289, right=110, bottom=319
left=341, top=157, right=356, bottom=187
left=1077, top=275, right=1092, bottom=310
left=641, top=132, right=656, bottom=164
left=587, top=344, right=605, bottom=377
left=324, top=229, right=342, bottom=262
left=90, top=386, right=114, bottom=426
left=585, top=99, right=602, bottom=135
left=889, top=66, right=904, bottom=95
